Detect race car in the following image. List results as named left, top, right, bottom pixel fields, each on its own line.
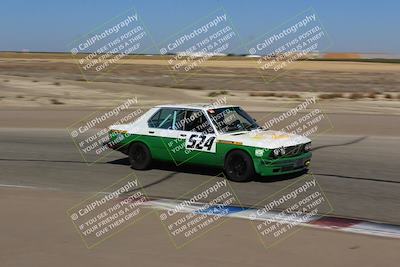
left=107, top=104, right=312, bottom=182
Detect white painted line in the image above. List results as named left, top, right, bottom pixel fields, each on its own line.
left=0, top=183, right=41, bottom=189
left=0, top=183, right=58, bottom=191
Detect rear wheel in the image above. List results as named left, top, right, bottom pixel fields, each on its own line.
left=128, top=142, right=152, bottom=170
left=224, top=150, right=255, bottom=182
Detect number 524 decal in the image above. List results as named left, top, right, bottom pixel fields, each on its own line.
left=185, top=134, right=216, bottom=153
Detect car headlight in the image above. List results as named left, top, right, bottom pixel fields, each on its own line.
left=255, top=149, right=264, bottom=157
left=304, top=143, right=312, bottom=151
left=272, top=147, right=285, bottom=158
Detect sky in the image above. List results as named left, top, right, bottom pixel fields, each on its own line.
left=1, top=0, right=399, bottom=55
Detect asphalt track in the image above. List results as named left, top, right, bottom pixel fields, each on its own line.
left=1, top=128, right=399, bottom=224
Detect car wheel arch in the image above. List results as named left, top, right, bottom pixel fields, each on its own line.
left=223, top=148, right=256, bottom=182
left=224, top=148, right=254, bottom=166
left=128, top=141, right=153, bottom=170
left=128, top=140, right=151, bottom=152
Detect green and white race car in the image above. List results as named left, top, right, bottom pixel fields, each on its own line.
left=107, top=104, right=312, bottom=182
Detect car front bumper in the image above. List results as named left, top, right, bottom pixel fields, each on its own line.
left=253, top=152, right=312, bottom=176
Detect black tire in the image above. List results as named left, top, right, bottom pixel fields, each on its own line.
left=224, top=150, right=255, bottom=182
left=128, top=142, right=152, bottom=170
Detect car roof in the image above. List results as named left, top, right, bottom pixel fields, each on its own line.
left=154, top=103, right=237, bottom=111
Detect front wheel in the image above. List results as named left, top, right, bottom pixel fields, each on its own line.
left=128, top=142, right=152, bottom=170
left=224, top=150, right=255, bottom=182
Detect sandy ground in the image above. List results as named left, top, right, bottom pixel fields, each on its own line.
left=2, top=52, right=400, bottom=72
left=1, top=74, right=400, bottom=115
left=1, top=53, right=400, bottom=106
left=0, top=54, right=397, bottom=140
left=1, top=187, right=399, bottom=267
left=1, top=53, right=399, bottom=116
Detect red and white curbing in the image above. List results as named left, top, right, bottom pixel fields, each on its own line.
left=309, top=217, right=400, bottom=238
left=141, top=198, right=400, bottom=239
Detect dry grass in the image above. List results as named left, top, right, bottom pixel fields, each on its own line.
left=285, top=94, right=300, bottom=98
left=50, top=98, right=65, bottom=105
left=172, top=84, right=203, bottom=90
left=319, top=92, right=397, bottom=100
left=384, top=94, right=393, bottom=99
left=318, top=93, right=344, bottom=99
left=208, top=90, right=229, bottom=97
left=348, top=93, right=364, bottom=100
left=249, top=92, right=276, bottom=97
left=249, top=92, right=300, bottom=98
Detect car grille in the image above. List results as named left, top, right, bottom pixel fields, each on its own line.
left=284, top=144, right=304, bottom=157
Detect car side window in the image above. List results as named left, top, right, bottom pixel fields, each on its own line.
left=184, top=110, right=214, bottom=134
left=173, top=109, right=186, bottom=131
left=148, top=108, right=175, bottom=129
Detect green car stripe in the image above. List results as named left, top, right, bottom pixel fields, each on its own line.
left=109, top=132, right=311, bottom=176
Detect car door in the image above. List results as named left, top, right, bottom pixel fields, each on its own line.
left=147, top=108, right=217, bottom=165
left=158, top=108, right=190, bottom=165
left=146, top=108, right=178, bottom=162
left=147, top=107, right=192, bottom=164
left=177, top=109, right=218, bottom=165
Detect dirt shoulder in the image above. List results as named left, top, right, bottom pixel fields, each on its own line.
left=1, top=54, right=399, bottom=136
left=1, top=53, right=400, bottom=99
left=2, top=52, right=400, bottom=72
left=0, top=74, right=399, bottom=115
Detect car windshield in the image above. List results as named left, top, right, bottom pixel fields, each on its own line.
left=207, top=107, right=259, bottom=133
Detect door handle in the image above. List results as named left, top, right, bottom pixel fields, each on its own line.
left=149, top=131, right=155, bottom=134
left=180, top=134, right=187, bottom=137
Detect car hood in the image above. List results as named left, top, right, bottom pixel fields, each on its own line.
left=217, top=130, right=310, bottom=149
